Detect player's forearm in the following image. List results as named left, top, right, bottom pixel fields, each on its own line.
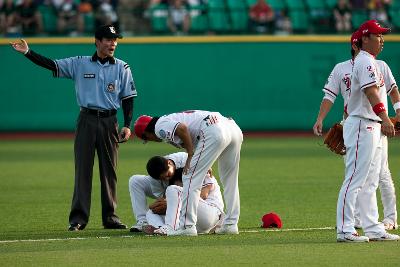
left=389, top=87, right=400, bottom=116
left=24, top=49, right=57, bottom=72
left=176, top=124, right=194, bottom=156
left=316, top=99, right=334, bottom=122
left=365, top=85, right=391, bottom=122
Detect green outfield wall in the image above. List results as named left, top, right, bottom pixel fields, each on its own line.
left=1, top=36, right=400, bottom=131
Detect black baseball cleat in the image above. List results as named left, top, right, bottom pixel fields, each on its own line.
left=104, top=221, right=127, bottom=229
left=68, top=223, right=86, bottom=231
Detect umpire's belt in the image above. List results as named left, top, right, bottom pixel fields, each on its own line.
left=81, top=107, right=117, bottom=117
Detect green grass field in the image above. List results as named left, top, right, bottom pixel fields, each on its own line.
left=1, top=136, right=400, bottom=266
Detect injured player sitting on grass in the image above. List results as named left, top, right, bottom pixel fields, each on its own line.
left=129, top=153, right=225, bottom=236
left=145, top=162, right=224, bottom=235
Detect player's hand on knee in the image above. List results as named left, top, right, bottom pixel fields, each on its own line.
left=183, top=156, right=192, bottom=174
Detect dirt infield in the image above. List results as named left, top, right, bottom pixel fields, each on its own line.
left=0, top=131, right=314, bottom=140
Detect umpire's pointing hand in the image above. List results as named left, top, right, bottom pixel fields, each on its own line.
left=10, top=39, right=29, bottom=54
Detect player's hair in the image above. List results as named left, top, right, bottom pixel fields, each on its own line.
left=146, top=155, right=168, bottom=179
left=168, top=168, right=183, bottom=185
left=145, top=117, right=159, bottom=134
left=358, top=34, right=367, bottom=49
left=351, top=49, right=355, bottom=58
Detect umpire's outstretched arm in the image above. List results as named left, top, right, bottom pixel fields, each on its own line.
left=10, top=39, right=56, bottom=73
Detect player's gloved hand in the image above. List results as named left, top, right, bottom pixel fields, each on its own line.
left=118, top=127, right=131, bottom=143
left=10, top=39, right=29, bottom=54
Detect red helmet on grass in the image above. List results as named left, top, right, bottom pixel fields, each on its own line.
left=261, top=212, right=282, bottom=228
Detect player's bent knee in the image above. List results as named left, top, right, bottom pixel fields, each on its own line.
left=165, top=185, right=182, bottom=196
left=128, top=175, right=142, bottom=191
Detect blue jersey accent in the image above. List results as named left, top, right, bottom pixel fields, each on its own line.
left=54, top=56, right=137, bottom=110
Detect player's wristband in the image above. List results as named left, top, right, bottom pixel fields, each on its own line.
left=23, top=49, right=29, bottom=55
left=373, top=103, right=386, bottom=115
left=393, top=102, right=400, bottom=111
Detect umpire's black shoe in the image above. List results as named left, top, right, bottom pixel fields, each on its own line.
left=104, top=221, right=127, bottom=229
left=68, top=223, right=86, bottom=231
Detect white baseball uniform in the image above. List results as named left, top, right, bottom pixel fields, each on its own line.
left=337, top=50, right=387, bottom=236
left=323, top=59, right=353, bottom=108
left=146, top=175, right=224, bottom=233
left=324, top=59, right=397, bottom=227
left=154, top=110, right=243, bottom=229
left=128, top=152, right=187, bottom=223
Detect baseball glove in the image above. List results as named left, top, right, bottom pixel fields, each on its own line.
left=324, top=123, right=346, bottom=155
left=149, top=198, right=167, bottom=215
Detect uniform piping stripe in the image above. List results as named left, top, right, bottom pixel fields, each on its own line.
left=360, top=81, right=377, bottom=90
left=323, top=88, right=338, bottom=97
left=173, top=190, right=182, bottom=230
left=387, top=83, right=397, bottom=94
left=183, top=130, right=206, bottom=228
left=120, top=94, right=135, bottom=100
left=170, top=123, right=179, bottom=142
left=340, top=119, right=362, bottom=233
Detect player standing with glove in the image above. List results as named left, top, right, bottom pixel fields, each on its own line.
left=336, top=20, right=399, bottom=242
left=10, top=25, right=137, bottom=231
left=313, top=30, right=400, bottom=231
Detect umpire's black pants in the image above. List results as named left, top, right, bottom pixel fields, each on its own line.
left=69, top=111, right=120, bottom=226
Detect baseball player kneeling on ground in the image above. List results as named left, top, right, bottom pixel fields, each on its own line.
left=128, top=152, right=224, bottom=235
left=134, top=110, right=243, bottom=236
left=128, top=152, right=187, bottom=232
left=145, top=166, right=224, bottom=235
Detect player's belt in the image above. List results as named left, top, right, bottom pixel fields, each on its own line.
left=353, top=116, right=382, bottom=124
left=368, top=119, right=382, bottom=124
left=81, top=107, right=117, bottom=117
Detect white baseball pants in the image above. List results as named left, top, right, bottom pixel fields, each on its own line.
left=146, top=185, right=222, bottom=233
left=128, top=175, right=158, bottom=223
left=377, top=136, right=397, bottom=225
left=354, top=136, right=397, bottom=226
left=180, top=116, right=243, bottom=229
left=337, top=116, right=386, bottom=235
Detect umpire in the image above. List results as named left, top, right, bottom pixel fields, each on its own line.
left=10, top=25, right=136, bottom=231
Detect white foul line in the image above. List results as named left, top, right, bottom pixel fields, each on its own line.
left=0, top=226, right=335, bottom=244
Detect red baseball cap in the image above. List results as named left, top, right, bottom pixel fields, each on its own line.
left=358, top=20, right=390, bottom=36
left=134, top=115, right=153, bottom=140
left=261, top=212, right=282, bottom=228
left=351, top=30, right=361, bottom=45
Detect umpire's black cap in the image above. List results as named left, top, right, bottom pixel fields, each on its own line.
left=95, top=25, right=122, bottom=40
